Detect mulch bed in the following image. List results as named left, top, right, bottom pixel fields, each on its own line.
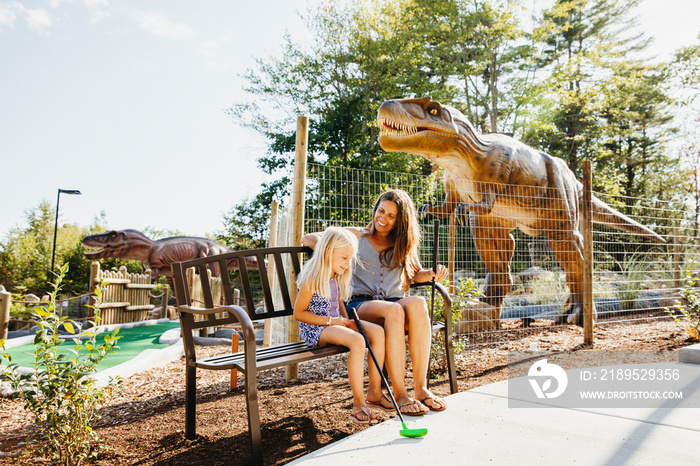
left=0, top=318, right=695, bottom=465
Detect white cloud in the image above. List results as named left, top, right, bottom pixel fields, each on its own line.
left=130, top=9, right=196, bottom=41
left=23, top=5, right=53, bottom=32
left=81, top=0, right=111, bottom=24
left=0, top=2, right=19, bottom=31
left=0, top=1, right=53, bottom=33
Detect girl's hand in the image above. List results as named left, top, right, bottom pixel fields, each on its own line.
left=330, top=316, right=350, bottom=327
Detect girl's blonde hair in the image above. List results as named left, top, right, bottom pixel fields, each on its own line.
left=297, top=227, right=358, bottom=301
left=364, top=189, right=421, bottom=291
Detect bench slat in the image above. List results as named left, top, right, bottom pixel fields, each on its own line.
left=193, top=343, right=347, bottom=372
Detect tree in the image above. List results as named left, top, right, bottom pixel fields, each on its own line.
left=530, top=0, right=650, bottom=175
left=225, top=0, right=532, bottom=241
left=0, top=204, right=140, bottom=296
left=596, top=61, right=678, bottom=203
left=667, top=37, right=700, bottom=237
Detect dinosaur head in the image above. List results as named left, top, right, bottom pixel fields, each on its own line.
left=81, top=229, right=154, bottom=262
left=377, top=97, right=471, bottom=159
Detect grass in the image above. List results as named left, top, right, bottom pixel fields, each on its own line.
left=3, top=321, right=181, bottom=372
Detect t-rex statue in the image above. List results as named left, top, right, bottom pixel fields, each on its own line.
left=376, top=96, right=665, bottom=327
left=81, top=229, right=258, bottom=280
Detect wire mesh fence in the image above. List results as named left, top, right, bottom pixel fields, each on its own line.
left=302, top=162, right=700, bottom=350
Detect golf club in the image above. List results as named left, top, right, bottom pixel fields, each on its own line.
left=347, top=307, right=428, bottom=438
left=428, top=219, right=439, bottom=380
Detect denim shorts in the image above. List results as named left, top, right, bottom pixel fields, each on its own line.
left=345, top=295, right=402, bottom=314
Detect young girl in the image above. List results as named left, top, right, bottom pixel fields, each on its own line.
left=294, top=227, right=386, bottom=424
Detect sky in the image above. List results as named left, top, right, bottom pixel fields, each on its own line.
left=1, top=0, right=699, bottom=241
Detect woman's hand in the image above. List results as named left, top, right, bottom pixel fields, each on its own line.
left=415, top=264, right=448, bottom=283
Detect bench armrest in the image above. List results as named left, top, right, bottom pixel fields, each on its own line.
left=411, top=281, right=453, bottom=333
left=178, top=304, right=257, bottom=371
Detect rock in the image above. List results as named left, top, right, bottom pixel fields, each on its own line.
left=519, top=266, right=555, bottom=284
left=454, top=300, right=501, bottom=334
left=24, top=293, right=40, bottom=302
left=159, top=328, right=181, bottom=345
left=193, top=336, right=234, bottom=346
left=214, top=328, right=240, bottom=339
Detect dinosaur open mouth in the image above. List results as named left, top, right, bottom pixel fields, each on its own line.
left=378, top=118, right=423, bottom=137
left=82, top=245, right=106, bottom=256
left=82, top=244, right=122, bottom=258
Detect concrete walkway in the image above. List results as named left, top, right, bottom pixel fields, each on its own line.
left=290, top=349, right=700, bottom=466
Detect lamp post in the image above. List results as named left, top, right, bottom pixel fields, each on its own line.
left=50, top=188, right=81, bottom=276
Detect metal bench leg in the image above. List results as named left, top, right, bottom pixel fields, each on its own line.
left=444, top=328, right=458, bottom=394
left=245, top=369, right=263, bottom=465
left=185, top=365, right=197, bottom=440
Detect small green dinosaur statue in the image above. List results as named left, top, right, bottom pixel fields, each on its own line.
left=377, top=96, right=665, bottom=326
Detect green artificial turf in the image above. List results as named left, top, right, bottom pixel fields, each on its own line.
left=2, top=321, right=181, bottom=372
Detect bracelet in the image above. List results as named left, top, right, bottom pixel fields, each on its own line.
left=327, top=316, right=332, bottom=326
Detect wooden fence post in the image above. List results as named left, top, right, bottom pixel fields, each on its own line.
left=264, top=201, right=279, bottom=347
left=287, top=116, right=308, bottom=381
left=448, top=211, right=456, bottom=295
left=88, top=262, right=100, bottom=326
left=0, top=286, right=10, bottom=341
left=582, top=160, right=594, bottom=345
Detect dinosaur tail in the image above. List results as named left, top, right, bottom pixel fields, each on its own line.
left=590, top=195, right=666, bottom=244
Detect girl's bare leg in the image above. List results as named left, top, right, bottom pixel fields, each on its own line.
left=349, top=319, right=384, bottom=401
left=319, top=326, right=373, bottom=421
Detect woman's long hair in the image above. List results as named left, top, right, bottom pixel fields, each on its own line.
left=297, top=227, right=358, bottom=300
left=365, top=189, right=421, bottom=290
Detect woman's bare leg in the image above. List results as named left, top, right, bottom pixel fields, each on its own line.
left=400, top=296, right=447, bottom=410
left=356, top=301, right=425, bottom=414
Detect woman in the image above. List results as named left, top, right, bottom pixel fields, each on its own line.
left=301, top=189, right=448, bottom=415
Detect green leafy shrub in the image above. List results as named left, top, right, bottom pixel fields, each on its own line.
left=0, top=264, right=123, bottom=465
left=666, top=262, right=700, bottom=341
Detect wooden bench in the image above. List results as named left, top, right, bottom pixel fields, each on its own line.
left=171, top=245, right=456, bottom=465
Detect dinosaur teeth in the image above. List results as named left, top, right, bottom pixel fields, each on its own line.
left=379, top=118, right=416, bottom=137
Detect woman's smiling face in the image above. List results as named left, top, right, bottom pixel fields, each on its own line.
left=373, top=200, right=398, bottom=235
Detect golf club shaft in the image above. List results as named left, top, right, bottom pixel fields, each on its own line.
left=347, top=307, right=407, bottom=425
left=428, top=220, right=439, bottom=378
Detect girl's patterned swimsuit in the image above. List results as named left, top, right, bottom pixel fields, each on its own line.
left=299, top=278, right=341, bottom=347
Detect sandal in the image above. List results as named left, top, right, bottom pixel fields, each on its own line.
left=366, top=394, right=394, bottom=412
left=398, top=399, right=428, bottom=416
left=419, top=394, right=447, bottom=412
left=350, top=405, right=374, bottom=424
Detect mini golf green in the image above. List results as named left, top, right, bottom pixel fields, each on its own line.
left=2, top=321, right=181, bottom=372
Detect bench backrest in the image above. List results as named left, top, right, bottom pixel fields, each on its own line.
left=171, top=246, right=312, bottom=329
